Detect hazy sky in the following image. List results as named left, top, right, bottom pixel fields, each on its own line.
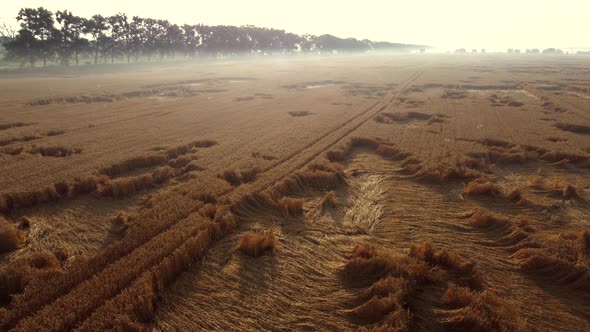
left=1, top=0, right=589, bottom=51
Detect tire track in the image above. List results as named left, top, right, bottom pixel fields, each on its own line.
left=257, top=70, right=424, bottom=192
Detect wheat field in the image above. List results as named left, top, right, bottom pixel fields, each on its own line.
left=0, top=54, right=589, bottom=331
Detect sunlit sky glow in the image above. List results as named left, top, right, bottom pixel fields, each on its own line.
left=1, top=0, right=589, bottom=51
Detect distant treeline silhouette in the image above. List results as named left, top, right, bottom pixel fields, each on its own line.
left=0, top=7, right=427, bottom=67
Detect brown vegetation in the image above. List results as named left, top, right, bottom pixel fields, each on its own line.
left=45, top=129, right=65, bottom=136
left=288, top=111, right=313, bottom=117
left=442, top=284, right=527, bottom=332
left=237, top=231, right=277, bottom=257
left=28, top=146, right=82, bottom=157
left=99, top=166, right=175, bottom=197
left=554, top=122, right=590, bottom=135
left=375, top=111, right=440, bottom=124
left=0, top=122, right=30, bottom=131
left=0, top=135, right=41, bottom=147
left=0, top=218, right=24, bottom=253
left=463, top=179, right=501, bottom=197
left=279, top=197, right=304, bottom=216
left=322, top=191, right=338, bottom=208
left=343, top=242, right=485, bottom=330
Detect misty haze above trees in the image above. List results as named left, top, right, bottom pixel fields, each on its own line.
left=0, top=7, right=427, bottom=67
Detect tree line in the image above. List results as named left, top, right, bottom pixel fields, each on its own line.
left=0, top=7, right=425, bottom=67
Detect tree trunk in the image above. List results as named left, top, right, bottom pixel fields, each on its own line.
left=75, top=51, right=79, bottom=66
left=95, top=47, right=99, bottom=64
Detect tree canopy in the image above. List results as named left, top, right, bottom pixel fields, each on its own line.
left=1, top=7, right=427, bottom=67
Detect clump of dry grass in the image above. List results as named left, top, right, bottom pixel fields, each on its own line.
left=237, top=231, right=277, bottom=257
left=0, top=175, right=111, bottom=212
left=220, top=170, right=243, bottom=186
left=343, top=245, right=417, bottom=330
left=441, top=90, right=467, bottom=99
left=554, top=122, right=590, bottom=135
left=54, top=246, right=70, bottom=262
left=526, top=174, right=543, bottom=188
left=342, top=242, right=481, bottom=330
left=198, top=203, right=217, bottom=220
left=379, top=111, right=433, bottom=123
left=466, top=209, right=510, bottom=229
left=375, top=144, right=411, bottom=160
left=273, top=162, right=346, bottom=196
left=45, top=129, right=65, bottom=136
left=322, top=191, right=338, bottom=208
left=251, top=151, right=277, bottom=160
left=56, top=175, right=110, bottom=197
left=410, top=242, right=467, bottom=272
left=231, top=192, right=280, bottom=218
left=100, top=175, right=152, bottom=198
left=111, top=213, right=134, bottom=235
left=100, top=167, right=174, bottom=198
left=511, top=230, right=590, bottom=288
left=219, top=168, right=259, bottom=186
left=410, top=242, right=482, bottom=289
left=28, top=146, right=82, bottom=158
left=326, top=137, right=380, bottom=162
left=466, top=209, right=535, bottom=248
left=0, top=218, right=24, bottom=253
left=463, top=179, right=501, bottom=197
left=279, top=197, right=304, bottom=216
left=240, top=168, right=260, bottom=183
left=561, top=184, right=579, bottom=199
left=442, top=283, right=475, bottom=308
left=0, top=122, right=29, bottom=131
left=19, top=216, right=31, bottom=229
left=0, top=135, right=41, bottom=147
left=152, top=166, right=175, bottom=184
left=507, top=188, right=524, bottom=202
left=181, top=160, right=205, bottom=173
left=401, top=159, right=484, bottom=183
left=350, top=277, right=411, bottom=325
left=543, top=177, right=581, bottom=200
left=539, top=150, right=589, bottom=164
left=168, top=155, right=192, bottom=168
left=101, top=155, right=167, bottom=177
left=0, top=146, right=24, bottom=155
left=288, top=111, right=313, bottom=117
left=191, top=139, right=217, bottom=148
left=28, top=251, right=60, bottom=270
left=441, top=284, right=527, bottom=332
left=344, top=244, right=439, bottom=287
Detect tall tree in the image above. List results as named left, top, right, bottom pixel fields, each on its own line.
left=84, top=15, right=108, bottom=64
left=109, top=13, right=130, bottom=62
left=16, top=7, right=56, bottom=66
left=128, top=16, right=145, bottom=61
left=165, top=24, right=184, bottom=58
left=55, top=10, right=86, bottom=65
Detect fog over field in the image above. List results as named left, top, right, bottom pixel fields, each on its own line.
left=0, top=2, right=589, bottom=332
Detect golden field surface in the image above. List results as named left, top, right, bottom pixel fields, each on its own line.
left=0, top=54, right=589, bottom=331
